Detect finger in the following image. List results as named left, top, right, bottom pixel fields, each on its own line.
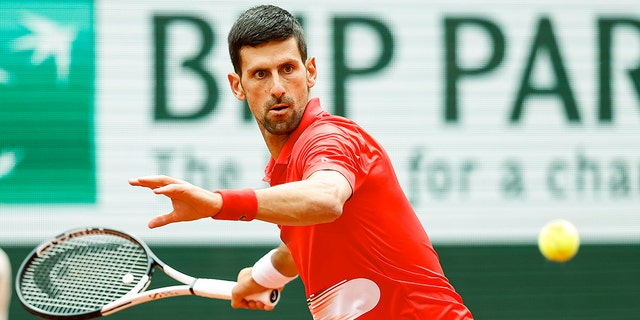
left=128, top=177, right=147, bottom=187
left=129, top=177, right=164, bottom=189
left=252, top=301, right=269, bottom=311
left=262, top=302, right=274, bottom=311
left=231, top=297, right=249, bottom=309
left=148, top=212, right=175, bottom=229
left=129, top=175, right=182, bottom=189
left=151, top=184, right=184, bottom=196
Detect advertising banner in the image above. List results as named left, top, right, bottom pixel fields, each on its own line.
left=1, top=0, right=639, bottom=245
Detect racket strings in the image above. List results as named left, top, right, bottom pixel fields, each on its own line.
left=19, top=233, right=150, bottom=315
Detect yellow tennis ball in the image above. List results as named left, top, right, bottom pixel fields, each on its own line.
left=538, top=219, right=580, bottom=262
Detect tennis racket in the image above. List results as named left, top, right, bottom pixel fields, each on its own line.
left=16, top=227, right=280, bottom=319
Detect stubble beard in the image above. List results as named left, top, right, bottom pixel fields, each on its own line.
left=262, top=96, right=305, bottom=135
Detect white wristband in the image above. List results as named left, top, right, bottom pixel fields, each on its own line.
left=251, top=249, right=298, bottom=289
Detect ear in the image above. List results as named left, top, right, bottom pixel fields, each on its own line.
left=306, top=56, right=317, bottom=89
left=228, top=72, right=246, bottom=100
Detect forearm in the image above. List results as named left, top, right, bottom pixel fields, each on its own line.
left=251, top=244, right=298, bottom=290
left=271, top=244, right=298, bottom=277
left=253, top=171, right=351, bottom=226
left=255, top=181, right=340, bottom=225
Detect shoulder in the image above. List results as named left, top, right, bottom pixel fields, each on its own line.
left=304, top=114, right=363, bottom=140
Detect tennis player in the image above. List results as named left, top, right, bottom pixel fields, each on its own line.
left=131, top=4, right=473, bottom=319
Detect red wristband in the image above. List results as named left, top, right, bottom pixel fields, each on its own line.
left=213, top=188, right=258, bottom=221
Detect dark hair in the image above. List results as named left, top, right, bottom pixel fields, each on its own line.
left=228, top=5, right=307, bottom=74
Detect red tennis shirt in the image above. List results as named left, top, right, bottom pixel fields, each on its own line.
left=263, top=98, right=473, bottom=319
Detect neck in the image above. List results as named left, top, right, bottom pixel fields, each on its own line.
left=261, top=129, right=290, bottom=161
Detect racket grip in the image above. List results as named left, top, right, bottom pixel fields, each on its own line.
left=191, top=278, right=281, bottom=307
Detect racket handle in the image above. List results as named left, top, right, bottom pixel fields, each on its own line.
left=191, top=278, right=281, bottom=307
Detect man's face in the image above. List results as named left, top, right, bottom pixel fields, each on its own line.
left=229, top=37, right=316, bottom=136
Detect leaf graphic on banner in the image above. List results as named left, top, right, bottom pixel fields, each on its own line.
left=11, top=11, right=77, bottom=84
left=0, top=149, right=22, bottom=179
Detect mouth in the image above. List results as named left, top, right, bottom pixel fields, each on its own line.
left=268, top=104, right=289, bottom=115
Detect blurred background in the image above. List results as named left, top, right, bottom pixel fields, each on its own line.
left=1, top=0, right=639, bottom=319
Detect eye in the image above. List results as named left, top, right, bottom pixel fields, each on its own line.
left=282, top=64, right=294, bottom=74
left=255, top=70, right=266, bottom=79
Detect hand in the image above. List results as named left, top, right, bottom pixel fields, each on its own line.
left=128, top=175, right=222, bottom=228
left=231, top=267, right=276, bottom=311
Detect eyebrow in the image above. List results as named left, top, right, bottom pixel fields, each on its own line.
left=245, top=58, right=301, bottom=75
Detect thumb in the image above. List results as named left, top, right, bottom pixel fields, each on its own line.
left=148, top=212, right=174, bottom=229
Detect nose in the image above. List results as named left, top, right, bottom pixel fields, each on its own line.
left=270, top=77, right=285, bottom=99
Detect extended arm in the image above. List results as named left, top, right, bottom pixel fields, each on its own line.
left=129, top=169, right=352, bottom=228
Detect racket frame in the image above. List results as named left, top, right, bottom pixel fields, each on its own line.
left=16, top=227, right=279, bottom=319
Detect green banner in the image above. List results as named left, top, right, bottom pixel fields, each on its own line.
left=0, top=0, right=95, bottom=203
